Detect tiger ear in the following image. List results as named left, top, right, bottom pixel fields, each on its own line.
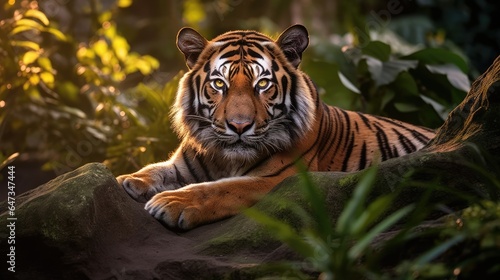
left=276, top=24, right=309, bottom=68
left=177, top=27, right=208, bottom=69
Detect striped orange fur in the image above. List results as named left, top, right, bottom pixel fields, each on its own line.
left=117, top=25, right=435, bottom=229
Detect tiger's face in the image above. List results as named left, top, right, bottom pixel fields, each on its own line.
left=172, top=25, right=316, bottom=162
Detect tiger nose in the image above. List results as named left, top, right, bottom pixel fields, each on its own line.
left=227, top=119, right=253, bottom=135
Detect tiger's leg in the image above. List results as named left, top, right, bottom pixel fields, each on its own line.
left=116, top=148, right=192, bottom=202
left=145, top=177, right=279, bottom=229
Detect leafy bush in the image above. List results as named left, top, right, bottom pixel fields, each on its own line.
left=0, top=1, right=163, bottom=175
left=302, top=38, right=469, bottom=129
left=246, top=146, right=500, bottom=279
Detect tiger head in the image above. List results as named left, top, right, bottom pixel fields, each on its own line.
left=172, top=25, right=316, bottom=162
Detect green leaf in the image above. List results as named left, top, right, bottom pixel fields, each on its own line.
left=37, top=57, right=53, bottom=72
left=414, top=234, right=466, bottom=266
left=426, top=64, right=470, bottom=92
left=142, top=55, right=160, bottom=70
left=338, top=72, right=360, bottom=94
left=23, top=51, right=40, bottom=65
left=402, top=48, right=468, bottom=73
left=362, top=41, right=391, bottom=61
left=44, top=27, right=67, bottom=41
left=9, top=25, right=33, bottom=35
left=93, top=40, right=108, bottom=57
left=336, top=166, right=377, bottom=234
left=349, top=194, right=394, bottom=235
left=394, top=102, right=421, bottom=112
left=40, top=72, right=54, bottom=87
left=380, top=89, right=395, bottom=109
left=365, top=57, right=418, bottom=87
left=15, top=18, right=44, bottom=30
left=117, top=0, right=133, bottom=8
left=244, top=208, right=316, bottom=258
left=298, top=170, right=333, bottom=239
left=24, top=9, right=50, bottom=26
left=349, top=204, right=414, bottom=259
left=10, top=40, right=40, bottom=51
left=112, top=36, right=130, bottom=60
left=390, top=71, right=420, bottom=96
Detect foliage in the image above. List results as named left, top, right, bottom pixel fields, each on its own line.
left=302, top=36, right=469, bottom=129
left=412, top=0, right=500, bottom=75
left=104, top=73, right=180, bottom=174
left=246, top=147, right=500, bottom=279
left=0, top=1, right=162, bottom=175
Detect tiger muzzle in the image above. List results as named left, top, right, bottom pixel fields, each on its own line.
left=227, top=119, right=254, bottom=135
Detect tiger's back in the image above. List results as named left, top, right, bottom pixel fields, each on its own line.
left=117, top=25, right=435, bottom=229
left=315, top=105, right=434, bottom=172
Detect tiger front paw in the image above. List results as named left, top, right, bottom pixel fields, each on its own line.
left=145, top=189, right=206, bottom=230
left=116, top=172, right=166, bottom=203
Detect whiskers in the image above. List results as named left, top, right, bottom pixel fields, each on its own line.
left=185, top=114, right=212, bottom=124
left=183, top=114, right=303, bottom=161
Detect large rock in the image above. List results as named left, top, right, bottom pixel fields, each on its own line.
left=1, top=56, right=500, bottom=279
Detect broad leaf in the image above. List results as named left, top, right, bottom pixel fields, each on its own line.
left=365, top=56, right=418, bottom=87
left=403, top=48, right=468, bottom=73
left=394, top=102, right=421, bottom=112
left=362, top=41, right=391, bottom=61
left=426, top=64, right=470, bottom=92
left=338, top=71, right=361, bottom=94
left=22, top=51, right=40, bottom=65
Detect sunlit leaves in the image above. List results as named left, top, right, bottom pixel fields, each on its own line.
left=1, top=3, right=161, bottom=175
left=117, top=0, right=133, bottom=8
left=183, top=0, right=206, bottom=28
left=24, top=9, right=49, bottom=26
left=9, top=9, right=67, bottom=41
left=10, top=40, right=40, bottom=50
left=76, top=21, right=159, bottom=84
left=22, top=50, right=39, bottom=64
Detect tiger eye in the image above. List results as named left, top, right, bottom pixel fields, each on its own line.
left=212, top=79, right=225, bottom=90
left=257, top=79, right=269, bottom=89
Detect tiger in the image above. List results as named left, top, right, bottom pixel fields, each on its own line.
left=116, top=24, right=435, bottom=230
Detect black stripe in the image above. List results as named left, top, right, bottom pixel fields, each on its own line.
left=341, top=131, right=356, bottom=172
left=339, top=109, right=351, bottom=150
left=411, top=130, right=431, bottom=145
left=199, top=159, right=214, bottom=181
left=289, top=74, right=298, bottom=111
left=221, top=49, right=239, bottom=59
left=318, top=108, right=335, bottom=161
left=358, top=141, right=367, bottom=170
left=250, top=42, right=265, bottom=52
left=215, top=35, right=241, bottom=42
left=374, top=123, right=392, bottom=161
left=203, top=61, right=211, bottom=72
left=393, top=128, right=416, bottom=154
left=182, top=150, right=200, bottom=182
left=356, top=112, right=373, bottom=130
left=373, top=115, right=431, bottom=146
left=272, top=60, right=279, bottom=71
left=261, top=114, right=326, bottom=178
left=392, top=146, right=399, bottom=157
left=173, top=164, right=188, bottom=186
left=185, top=75, right=196, bottom=116
left=330, top=108, right=345, bottom=162
left=247, top=48, right=263, bottom=59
